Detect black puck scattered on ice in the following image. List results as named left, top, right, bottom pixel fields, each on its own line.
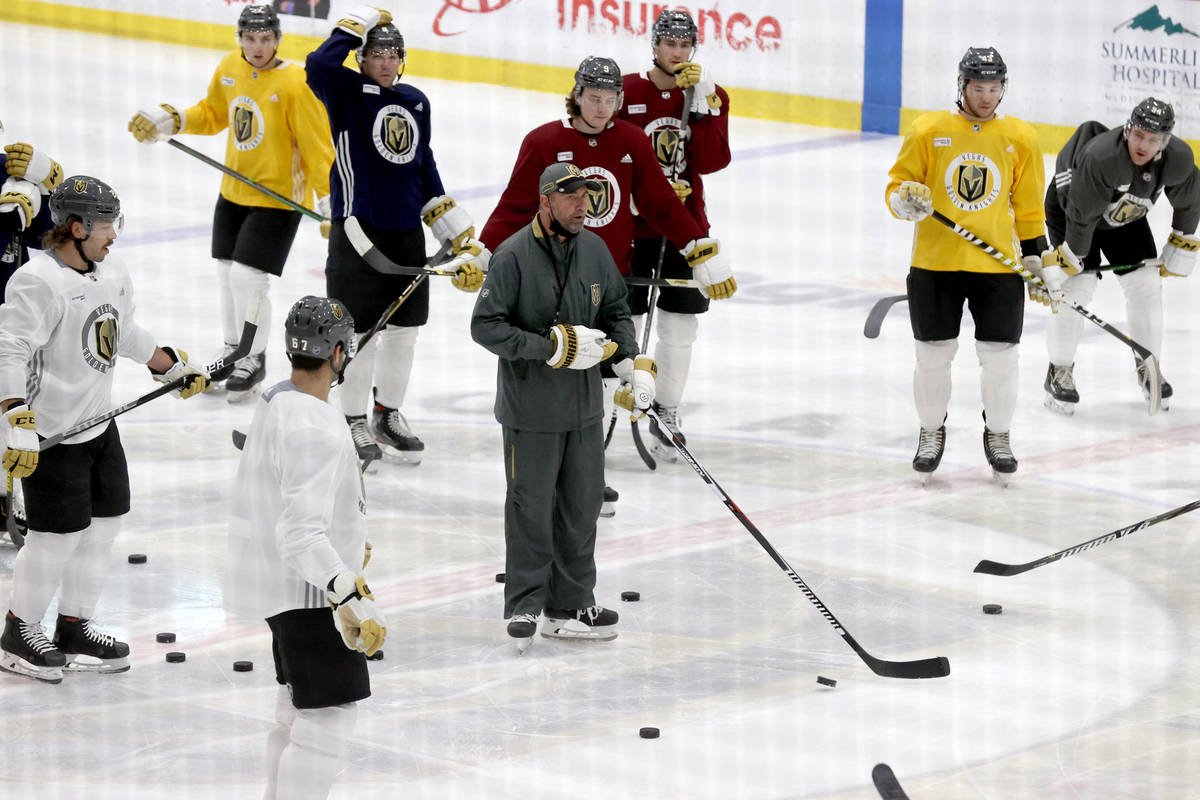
left=127, top=553, right=148, bottom=564
left=982, top=603, right=1003, bottom=615
left=495, top=572, right=505, bottom=583
left=638, top=727, right=660, bottom=739
left=233, top=660, right=253, bottom=672
left=620, top=590, right=641, bottom=602
left=816, top=675, right=837, bottom=688
left=367, top=650, right=384, bottom=661
left=155, top=632, right=176, bottom=644
left=165, top=652, right=186, bottom=663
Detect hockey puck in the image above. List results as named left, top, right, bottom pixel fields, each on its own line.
left=638, top=727, right=660, bottom=739
left=495, top=572, right=505, bottom=583
left=232, top=660, right=253, bottom=672
left=620, top=590, right=641, bottom=602
left=367, top=650, right=384, bottom=661
left=982, top=603, right=1003, bottom=615
left=155, top=632, right=176, bottom=644
left=165, top=652, right=186, bottom=663
left=127, top=553, right=148, bottom=564
left=816, top=675, right=837, bottom=688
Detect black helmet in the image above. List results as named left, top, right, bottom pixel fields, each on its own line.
left=574, top=56, right=622, bottom=94
left=356, top=23, right=405, bottom=68
left=958, top=46, right=1007, bottom=84
left=285, top=295, right=355, bottom=364
left=49, top=176, right=122, bottom=234
left=652, top=10, right=697, bottom=47
left=237, top=5, right=281, bottom=38
left=1128, top=97, right=1175, bottom=135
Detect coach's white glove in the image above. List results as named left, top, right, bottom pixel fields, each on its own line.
left=150, top=347, right=212, bottom=399
left=420, top=195, right=475, bottom=252
left=547, top=324, right=618, bottom=369
left=446, top=238, right=490, bottom=292
left=674, top=62, right=720, bottom=114
left=0, top=178, right=41, bottom=229
left=682, top=237, right=737, bottom=300
left=1023, top=251, right=1068, bottom=311
left=327, top=570, right=387, bottom=656
left=888, top=181, right=932, bottom=222
left=3, top=403, right=38, bottom=480
left=3, top=143, right=63, bottom=193
left=127, top=104, right=182, bottom=144
left=1160, top=230, right=1199, bottom=277
left=335, top=5, right=391, bottom=41
left=612, top=355, right=657, bottom=420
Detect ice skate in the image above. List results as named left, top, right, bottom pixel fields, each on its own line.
left=601, top=486, right=618, bottom=518
left=0, top=611, right=66, bottom=684
left=53, top=614, right=130, bottom=674
left=346, top=415, right=382, bottom=472
left=1043, top=362, right=1079, bottom=416
left=205, top=341, right=240, bottom=394
left=912, top=425, right=946, bottom=485
left=542, top=605, right=618, bottom=642
left=225, top=352, right=265, bottom=404
left=648, top=402, right=683, bottom=462
left=983, top=427, right=1017, bottom=487
left=371, top=401, right=423, bottom=465
left=507, top=613, right=538, bottom=654
left=1137, top=357, right=1172, bottom=412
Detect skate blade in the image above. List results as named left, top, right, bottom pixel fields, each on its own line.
left=650, top=440, right=680, bottom=463
left=992, top=471, right=1012, bottom=488
left=541, top=619, right=618, bottom=641
left=515, top=637, right=534, bottom=655
left=918, top=472, right=933, bottom=487
left=225, top=385, right=263, bottom=405
left=1043, top=394, right=1076, bottom=416
left=379, top=449, right=421, bottom=466
left=600, top=502, right=616, bottom=518
left=0, top=657, right=64, bottom=684
left=64, top=654, right=130, bottom=673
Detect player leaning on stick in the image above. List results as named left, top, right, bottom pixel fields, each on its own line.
left=1042, top=97, right=1200, bottom=414
left=1, top=119, right=63, bottom=298
left=618, top=9, right=732, bottom=463
left=306, top=5, right=489, bottom=466
left=0, top=177, right=210, bottom=684
left=128, top=4, right=334, bottom=402
left=471, top=163, right=654, bottom=653
left=885, top=47, right=1052, bottom=485
left=225, top=296, right=386, bottom=800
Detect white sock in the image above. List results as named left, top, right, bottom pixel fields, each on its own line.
left=263, top=685, right=297, bottom=800
left=7, top=529, right=83, bottom=625
left=215, top=258, right=238, bottom=345
left=977, top=340, right=1019, bottom=432
left=913, top=339, right=958, bottom=430
left=274, top=703, right=358, bottom=800
left=1116, top=265, right=1164, bottom=362
left=229, top=261, right=273, bottom=356
left=374, top=325, right=418, bottom=409
left=337, top=336, right=377, bottom=417
left=1046, top=271, right=1099, bottom=366
left=58, top=516, right=122, bottom=620
left=653, top=310, right=699, bottom=408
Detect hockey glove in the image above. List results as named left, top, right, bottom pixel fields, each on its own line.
left=317, top=195, right=332, bottom=240
left=682, top=237, right=737, bottom=300
left=0, top=178, right=41, bottom=229
left=150, top=347, right=212, bottom=399
left=888, top=181, right=932, bottom=222
left=1023, top=251, right=1068, bottom=311
left=447, top=238, right=490, bottom=292
left=547, top=324, right=618, bottom=370
left=671, top=179, right=692, bottom=203
left=420, top=195, right=476, bottom=252
left=1160, top=230, right=1199, bottom=277
left=327, top=570, right=387, bottom=656
left=3, top=143, right=63, bottom=193
left=3, top=403, right=38, bottom=479
left=612, top=355, right=658, bottom=420
left=335, top=5, right=392, bottom=41
left=128, top=104, right=181, bottom=145
left=673, top=62, right=721, bottom=114
left=1047, top=242, right=1084, bottom=276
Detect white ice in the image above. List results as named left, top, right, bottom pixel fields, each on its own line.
left=2, top=19, right=1200, bottom=800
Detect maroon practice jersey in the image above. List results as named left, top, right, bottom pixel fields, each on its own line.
left=618, top=72, right=731, bottom=238
left=480, top=117, right=704, bottom=275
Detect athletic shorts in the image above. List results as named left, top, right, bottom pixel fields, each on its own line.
left=267, top=607, right=371, bottom=710
left=211, top=195, right=302, bottom=276
left=23, top=421, right=130, bottom=533
left=627, top=237, right=710, bottom=315
left=906, top=268, right=1025, bottom=344
left=326, top=219, right=429, bottom=332
left=1055, top=219, right=1156, bottom=277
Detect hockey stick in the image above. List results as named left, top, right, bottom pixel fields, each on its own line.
left=4, top=472, right=15, bottom=545
left=232, top=429, right=247, bottom=451
left=628, top=86, right=696, bottom=471
left=974, top=497, right=1200, bottom=576
left=167, top=139, right=326, bottom=222
left=646, top=407, right=950, bottom=679
left=39, top=298, right=263, bottom=451
left=930, top=210, right=1162, bottom=414
left=872, top=764, right=911, bottom=800
left=623, top=275, right=703, bottom=289
left=343, top=217, right=455, bottom=277
left=863, top=294, right=908, bottom=339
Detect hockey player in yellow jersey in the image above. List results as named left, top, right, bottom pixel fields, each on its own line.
left=127, top=5, right=334, bottom=402
left=885, top=47, right=1057, bottom=485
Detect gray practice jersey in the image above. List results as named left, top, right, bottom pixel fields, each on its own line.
left=1047, top=122, right=1200, bottom=253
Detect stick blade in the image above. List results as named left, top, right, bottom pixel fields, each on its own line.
left=973, top=558, right=1032, bottom=576
left=872, top=763, right=911, bottom=800
left=231, top=429, right=247, bottom=451
left=863, top=294, right=907, bottom=339
left=850, top=637, right=950, bottom=679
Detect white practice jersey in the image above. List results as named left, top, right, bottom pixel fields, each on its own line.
left=0, top=250, right=156, bottom=444
left=224, top=380, right=367, bottom=620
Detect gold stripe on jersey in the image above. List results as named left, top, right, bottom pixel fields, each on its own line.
left=886, top=111, right=1046, bottom=274
left=181, top=52, right=333, bottom=211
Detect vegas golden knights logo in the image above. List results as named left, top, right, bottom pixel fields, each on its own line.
left=586, top=177, right=612, bottom=219
left=81, top=304, right=121, bottom=372
left=383, top=114, right=411, bottom=155
left=652, top=128, right=681, bottom=169
left=956, top=164, right=988, bottom=203
left=94, top=317, right=117, bottom=363
left=1108, top=198, right=1149, bottom=225
left=591, top=283, right=601, bottom=305
left=233, top=106, right=256, bottom=144
left=74, top=178, right=88, bottom=194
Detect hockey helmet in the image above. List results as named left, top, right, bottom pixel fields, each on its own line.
left=652, top=10, right=698, bottom=47
left=237, top=5, right=281, bottom=38
left=285, top=295, right=356, bottom=365
left=574, top=56, right=623, bottom=95
left=357, top=22, right=406, bottom=62
left=958, top=46, right=1007, bottom=89
left=1128, top=97, right=1175, bottom=136
left=49, top=176, right=123, bottom=235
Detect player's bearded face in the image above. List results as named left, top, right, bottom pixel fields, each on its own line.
left=239, top=31, right=279, bottom=68
left=80, top=221, right=119, bottom=263
left=545, top=188, right=589, bottom=235
left=363, top=49, right=402, bottom=88
left=962, top=80, right=1003, bottom=121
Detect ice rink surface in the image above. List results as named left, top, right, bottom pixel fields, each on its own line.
left=3, top=20, right=1200, bottom=799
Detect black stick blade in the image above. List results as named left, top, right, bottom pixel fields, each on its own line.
left=630, top=420, right=656, bottom=471
left=232, top=429, right=247, bottom=451
left=850, top=637, right=950, bottom=679
left=872, top=763, right=911, bottom=800
left=973, top=558, right=1038, bottom=576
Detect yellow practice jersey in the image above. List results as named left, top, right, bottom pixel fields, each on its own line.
left=885, top=110, right=1046, bottom=273
left=182, top=52, right=333, bottom=211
